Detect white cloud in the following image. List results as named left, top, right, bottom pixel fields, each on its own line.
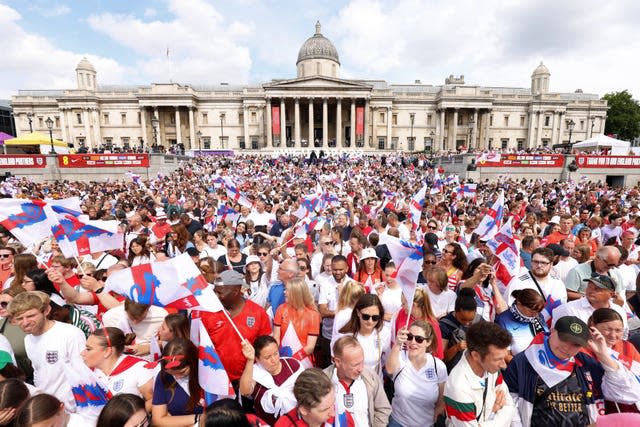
left=0, top=4, right=127, bottom=98
left=143, top=8, right=157, bottom=18
left=87, top=0, right=253, bottom=85
left=31, top=3, right=71, bottom=17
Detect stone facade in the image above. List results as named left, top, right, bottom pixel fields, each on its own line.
left=10, top=23, right=607, bottom=153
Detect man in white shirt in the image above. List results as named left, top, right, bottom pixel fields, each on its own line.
left=548, top=242, right=577, bottom=282
left=8, top=291, right=86, bottom=412
left=551, top=274, right=629, bottom=337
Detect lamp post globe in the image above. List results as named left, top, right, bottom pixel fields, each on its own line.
left=45, top=116, right=55, bottom=154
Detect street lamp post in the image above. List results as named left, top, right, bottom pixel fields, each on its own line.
left=196, top=130, right=202, bottom=155
left=45, top=117, right=55, bottom=154
left=219, top=113, right=225, bottom=149
left=591, top=117, right=595, bottom=136
left=409, top=113, right=415, bottom=151
left=151, top=118, right=159, bottom=151
left=26, top=113, right=33, bottom=133
left=468, top=116, right=475, bottom=150
left=568, top=119, right=576, bottom=147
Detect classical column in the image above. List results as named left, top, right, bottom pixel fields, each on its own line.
left=294, top=98, right=300, bottom=148
left=386, top=106, right=392, bottom=150
left=188, top=107, right=195, bottom=150
left=550, top=112, right=558, bottom=146
left=438, top=109, right=445, bottom=151
left=266, top=99, right=273, bottom=147
left=451, top=109, right=458, bottom=150
left=140, top=108, right=148, bottom=146
left=308, top=98, right=314, bottom=145
left=243, top=105, right=250, bottom=149
left=527, top=110, right=536, bottom=149
left=322, top=97, right=328, bottom=147
left=471, top=109, right=478, bottom=149
left=336, top=98, right=342, bottom=147
left=350, top=99, right=356, bottom=149
left=371, top=106, right=377, bottom=149
left=92, top=109, right=101, bottom=148
left=280, top=98, right=286, bottom=146
left=59, top=108, right=69, bottom=144
left=558, top=112, right=566, bottom=144
left=174, top=107, right=182, bottom=147
left=364, top=98, right=370, bottom=149
left=535, top=111, right=543, bottom=147
left=83, top=109, right=92, bottom=147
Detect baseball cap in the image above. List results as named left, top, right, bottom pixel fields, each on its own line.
left=555, top=316, right=591, bottom=347
left=216, top=270, right=246, bottom=287
left=583, top=274, right=616, bottom=291
left=547, top=243, right=569, bottom=257
left=0, top=350, right=13, bottom=370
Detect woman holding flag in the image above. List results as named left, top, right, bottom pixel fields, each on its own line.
left=81, top=327, right=154, bottom=405
left=239, top=335, right=304, bottom=426
left=152, top=338, right=204, bottom=426
left=273, top=278, right=320, bottom=365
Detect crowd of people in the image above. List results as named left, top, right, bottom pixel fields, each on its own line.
left=1, top=152, right=640, bottom=426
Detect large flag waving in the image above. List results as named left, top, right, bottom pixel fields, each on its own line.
left=198, top=321, right=235, bottom=405
left=223, top=177, right=253, bottom=208
left=62, top=358, right=111, bottom=422
left=380, top=234, right=424, bottom=303
left=409, top=183, right=427, bottom=232
left=104, top=253, right=223, bottom=312
left=49, top=210, right=123, bottom=258
left=475, top=190, right=504, bottom=240
left=486, top=218, right=521, bottom=282
left=0, top=197, right=82, bottom=246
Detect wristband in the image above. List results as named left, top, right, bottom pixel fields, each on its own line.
left=95, top=287, right=105, bottom=294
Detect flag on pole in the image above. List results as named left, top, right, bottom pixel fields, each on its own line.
left=486, top=218, right=521, bottom=283
left=49, top=211, right=123, bottom=258
left=223, top=177, right=253, bottom=208
left=279, top=324, right=312, bottom=368
left=125, top=171, right=146, bottom=189
left=475, top=190, right=504, bottom=240
left=380, top=234, right=424, bottom=303
left=409, top=183, right=427, bottom=232
left=104, top=253, right=223, bottom=312
left=198, top=321, right=235, bottom=405
left=62, top=358, right=111, bottom=422
left=430, top=173, right=444, bottom=194
left=456, top=183, right=478, bottom=200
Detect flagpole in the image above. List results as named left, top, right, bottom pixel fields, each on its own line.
left=74, top=255, right=87, bottom=276
left=222, top=309, right=245, bottom=341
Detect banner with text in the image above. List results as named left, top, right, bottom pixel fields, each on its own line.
left=356, top=106, right=364, bottom=135
left=0, top=155, right=47, bottom=168
left=476, top=153, right=564, bottom=167
left=271, top=106, right=281, bottom=136
left=576, top=155, right=640, bottom=168
left=58, top=154, right=149, bottom=168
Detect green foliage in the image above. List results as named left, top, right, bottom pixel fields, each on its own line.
left=602, top=90, right=640, bottom=141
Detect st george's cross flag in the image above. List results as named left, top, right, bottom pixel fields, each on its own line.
left=0, top=197, right=82, bottom=246
left=63, top=358, right=111, bottom=421
left=380, top=234, right=424, bottom=304
left=279, top=324, right=313, bottom=368
left=48, top=210, right=123, bottom=258
left=486, top=218, right=521, bottom=280
left=104, top=253, right=223, bottom=312
left=197, top=321, right=235, bottom=405
left=223, top=177, right=253, bottom=208
left=409, top=183, right=428, bottom=232
left=475, top=190, right=505, bottom=240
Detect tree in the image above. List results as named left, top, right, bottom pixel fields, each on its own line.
left=602, top=90, right=640, bottom=141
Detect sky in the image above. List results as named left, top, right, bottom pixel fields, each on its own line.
left=2, top=0, right=640, bottom=100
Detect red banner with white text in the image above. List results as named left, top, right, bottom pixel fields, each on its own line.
left=475, top=153, right=564, bottom=167
left=58, top=154, right=149, bottom=168
left=356, top=106, right=364, bottom=135
left=271, top=106, right=281, bottom=136
left=0, top=155, right=47, bottom=168
left=576, top=155, right=640, bottom=168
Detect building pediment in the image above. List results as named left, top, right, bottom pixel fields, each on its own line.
left=263, top=76, right=372, bottom=90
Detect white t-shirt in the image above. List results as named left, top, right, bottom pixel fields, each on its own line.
left=84, top=253, right=119, bottom=270
left=318, top=275, right=340, bottom=340
left=357, top=328, right=391, bottom=376
left=553, top=258, right=578, bottom=282
left=379, top=286, right=403, bottom=323
left=200, top=245, right=227, bottom=260
left=391, top=352, right=448, bottom=427
left=25, top=321, right=86, bottom=411
left=102, top=305, right=167, bottom=346
left=504, top=271, right=567, bottom=306
left=95, top=354, right=155, bottom=397
left=330, top=308, right=353, bottom=354
left=332, top=369, right=369, bottom=427
left=249, top=211, right=275, bottom=227
left=426, top=288, right=457, bottom=318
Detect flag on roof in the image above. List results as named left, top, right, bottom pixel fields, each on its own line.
left=105, top=253, right=223, bottom=312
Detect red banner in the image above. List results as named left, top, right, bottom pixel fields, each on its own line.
left=476, top=153, right=564, bottom=167
left=0, top=155, right=47, bottom=168
left=58, top=154, right=149, bottom=168
left=271, top=106, right=280, bottom=135
left=356, top=106, right=364, bottom=135
left=576, top=155, right=640, bottom=168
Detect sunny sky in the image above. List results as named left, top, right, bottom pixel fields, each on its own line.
left=2, top=0, right=639, bottom=100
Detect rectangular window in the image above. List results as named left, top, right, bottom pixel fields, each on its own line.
left=203, top=137, right=211, bottom=149
left=202, top=113, right=208, bottom=124
left=103, top=113, right=110, bottom=125
left=580, top=120, right=585, bottom=130
left=391, top=137, right=398, bottom=149
left=121, top=137, right=130, bottom=149
left=520, top=116, right=525, bottom=127
left=392, top=114, right=397, bottom=125
left=121, top=113, right=127, bottom=126
left=542, top=139, right=550, bottom=147
left=517, top=139, right=525, bottom=150
left=38, top=117, right=44, bottom=128
left=239, top=113, right=244, bottom=125
left=251, top=111, right=257, bottom=123
left=489, top=115, right=493, bottom=126
left=251, top=137, right=258, bottom=150
left=77, top=113, right=82, bottom=125
left=238, top=137, right=245, bottom=149
left=504, top=115, right=509, bottom=127
left=545, top=116, right=550, bottom=126
left=137, top=112, right=141, bottom=125
left=378, top=137, right=385, bottom=150
left=380, top=112, right=385, bottom=124
left=55, top=117, right=60, bottom=128
left=427, top=114, right=432, bottom=126
left=501, top=138, right=508, bottom=149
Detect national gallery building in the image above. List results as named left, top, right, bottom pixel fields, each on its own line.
left=11, top=22, right=607, bottom=153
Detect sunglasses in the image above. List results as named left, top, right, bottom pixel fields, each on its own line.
left=442, top=249, right=453, bottom=254
left=424, top=260, right=437, bottom=265
left=322, top=241, right=333, bottom=246
left=406, top=333, right=428, bottom=344
left=258, top=252, right=269, bottom=256
left=298, top=265, right=308, bottom=271
left=428, top=226, right=437, bottom=230
left=359, top=313, right=380, bottom=322
left=0, top=254, right=11, bottom=259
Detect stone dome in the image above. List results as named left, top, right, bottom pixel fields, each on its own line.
left=296, top=21, right=340, bottom=65
left=532, top=61, right=550, bottom=76
left=76, top=57, right=96, bottom=72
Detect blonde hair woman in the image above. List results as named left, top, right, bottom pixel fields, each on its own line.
left=273, top=278, right=321, bottom=364
left=329, top=281, right=365, bottom=357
